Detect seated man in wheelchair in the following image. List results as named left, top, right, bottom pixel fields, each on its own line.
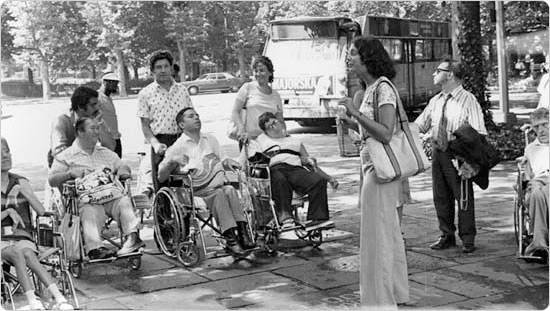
left=2, top=137, right=74, bottom=310
left=157, top=107, right=255, bottom=257
left=244, top=112, right=336, bottom=230
left=522, top=107, right=549, bottom=258
left=48, top=117, right=144, bottom=260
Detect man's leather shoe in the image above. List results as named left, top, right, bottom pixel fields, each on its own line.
left=430, top=235, right=456, bottom=250
left=88, top=247, right=116, bottom=260
left=462, top=243, right=475, bottom=253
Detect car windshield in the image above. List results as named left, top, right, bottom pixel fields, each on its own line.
left=197, top=74, right=209, bottom=80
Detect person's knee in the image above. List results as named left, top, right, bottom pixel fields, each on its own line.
left=21, top=248, right=37, bottom=261
left=3, top=246, right=24, bottom=263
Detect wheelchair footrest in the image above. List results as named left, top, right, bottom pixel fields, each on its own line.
left=132, top=194, right=151, bottom=210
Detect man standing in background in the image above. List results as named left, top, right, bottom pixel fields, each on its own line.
left=98, top=72, right=122, bottom=158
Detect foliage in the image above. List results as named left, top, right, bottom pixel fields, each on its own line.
left=505, top=1, right=549, bottom=34
left=1, top=80, right=42, bottom=97
left=1, top=6, right=16, bottom=62
left=486, top=124, right=526, bottom=161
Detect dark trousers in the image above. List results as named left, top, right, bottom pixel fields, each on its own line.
left=270, top=163, right=329, bottom=221
left=432, top=148, right=476, bottom=244
left=151, top=134, right=180, bottom=191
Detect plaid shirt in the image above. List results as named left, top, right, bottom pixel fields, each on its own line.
left=50, top=141, right=121, bottom=176
left=415, top=85, right=487, bottom=141
left=137, top=79, right=193, bottom=135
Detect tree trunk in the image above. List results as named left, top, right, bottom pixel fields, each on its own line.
left=40, top=58, right=51, bottom=100
left=457, top=1, right=494, bottom=128
left=177, top=40, right=187, bottom=82
left=115, top=49, right=127, bottom=97
left=133, top=65, right=139, bottom=80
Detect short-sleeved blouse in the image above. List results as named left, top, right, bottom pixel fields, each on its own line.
left=358, top=77, right=398, bottom=162
left=235, top=82, right=283, bottom=139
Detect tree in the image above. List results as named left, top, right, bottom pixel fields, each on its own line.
left=456, top=1, right=494, bottom=128
left=1, top=6, right=16, bottom=63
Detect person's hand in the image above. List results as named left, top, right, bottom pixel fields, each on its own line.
left=68, top=168, right=86, bottom=179
left=520, top=124, right=532, bottom=133
left=303, top=157, right=317, bottom=171
left=153, top=142, right=168, bottom=155
left=223, top=158, right=241, bottom=172
left=237, top=130, right=249, bottom=144
left=7, top=209, right=25, bottom=229
left=458, top=162, right=480, bottom=179
left=338, top=98, right=359, bottom=118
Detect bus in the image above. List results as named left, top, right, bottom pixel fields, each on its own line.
left=262, top=15, right=452, bottom=127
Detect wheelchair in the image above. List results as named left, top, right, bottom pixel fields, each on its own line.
left=1, top=212, right=79, bottom=310
left=151, top=169, right=256, bottom=266
left=513, top=128, right=547, bottom=264
left=245, top=162, right=335, bottom=254
left=58, top=178, right=143, bottom=279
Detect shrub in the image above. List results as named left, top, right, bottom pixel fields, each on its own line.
left=1, top=80, right=42, bottom=97
left=127, top=78, right=153, bottom=94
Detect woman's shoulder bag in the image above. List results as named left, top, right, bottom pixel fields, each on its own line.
left=365, top=77, right=431, bottom=183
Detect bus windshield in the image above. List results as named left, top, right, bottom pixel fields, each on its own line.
left=264, top=38, right=347, bottom=76
left=271, top=22, right=338, bottom=40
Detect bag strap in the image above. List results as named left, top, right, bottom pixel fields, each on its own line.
left=371, top=77, right=409, bottom=127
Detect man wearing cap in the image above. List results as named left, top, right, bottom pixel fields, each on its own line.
left=98, top=72, right=122, bottom=157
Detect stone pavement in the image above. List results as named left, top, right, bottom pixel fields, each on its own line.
left=4, top=134, right=549, bottom=310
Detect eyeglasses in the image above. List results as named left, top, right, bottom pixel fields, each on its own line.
left=266, top=119, right=279, bottom=129
left=435, top=68, right=450, bottom=74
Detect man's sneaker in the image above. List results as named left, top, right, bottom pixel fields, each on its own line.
left=20, top=300, right=45, bottom=310
left=306, top=220, right=334, bottom=231
left=52, top=301, right=74, bottom=310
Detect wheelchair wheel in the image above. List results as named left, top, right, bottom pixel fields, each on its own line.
left=295, top=224, right=308, bottom=240
left=176, top=242, right=202, bottom=267
left=69, top=262, right=82, bottom=279
left=309, top=229, right=323, bottom=247
left=129, top=257, right=141, bottom=270
left=514, top=194, right=521, bottom=246
left=153, top=188, right=185, bottom=257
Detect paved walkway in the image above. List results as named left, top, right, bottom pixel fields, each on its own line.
left=4, top=133, right=548, bottom=310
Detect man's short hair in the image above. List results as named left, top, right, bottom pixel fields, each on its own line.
left=149, top=50, right=174, bottom=72
left=531, top=107, right=549, bottom=123
left=175, top=107, right=195, bottom=126
left=71, top=87, right=98, bottom=111
left=75, top=117, right=93, bottom=135
left=441, top=56, right=464, bottom=80
left=258, top=112, right=277, bottom=131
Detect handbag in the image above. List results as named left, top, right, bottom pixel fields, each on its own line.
left=59, top=213, right=81, bottom=261
left=365, top=77, right=431, bottom=183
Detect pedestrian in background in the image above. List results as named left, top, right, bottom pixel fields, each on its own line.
left=98, top=72, right=122, bottom=158
left=137, top=50, right=194, bottom=197
left=415, top=58, right=487, bottom=254
left=339, top=35, right=409, bottom=309
left=537, top=54, right=549, bottom=109
left=230, top=56, right=285, bottom=149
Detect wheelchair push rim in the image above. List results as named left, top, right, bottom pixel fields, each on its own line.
left=152, top=188, right=186, bottom=258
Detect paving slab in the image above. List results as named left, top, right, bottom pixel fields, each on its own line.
left=274, top=259, right=359, bottom=290
left=173, top=271, right=319, bottom=309
left=404, top=279, right=468, bottom=308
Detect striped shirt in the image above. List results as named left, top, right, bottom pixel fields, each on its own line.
left=137, top=79, right=193, bottom=135
left=50, top=141, right=122, bottom=176
left=415, top=85, right=487, bottom=142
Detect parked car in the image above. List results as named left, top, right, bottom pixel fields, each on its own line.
left=182, top=72, right=247, bottom=95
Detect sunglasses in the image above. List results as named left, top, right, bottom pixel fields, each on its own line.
left=435, top=68, right=451, bottom=74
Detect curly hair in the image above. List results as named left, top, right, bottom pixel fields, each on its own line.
left=258, top=112, right=277, bottom=131
left=253, top=56, right=275, bottom=83
left=149, top=50, right=174, bottom=72
left=352, top=36, right=396, bottom=80
left=71, top=86, right=98, bottom=112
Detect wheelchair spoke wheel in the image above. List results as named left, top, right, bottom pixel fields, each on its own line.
left=514, top=194, right=521, bottom=246
left=69, top=262, right=82, bottom=279
left=309, top=229, right=323, bottom=247
left=176, top=242, right=202, bottom=267
left=129, top=257, right=142, bottom=270
left=295, top=223, right=308, bottom=240
left=153, top=189, right=183, bottom=257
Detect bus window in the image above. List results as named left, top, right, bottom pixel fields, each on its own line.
left=415, top=40, right=425, bottom=61
left=381, top=39, right=403, bottom=63
left=424, top=40, right=433, bottom=61
left=434, top=39, right=450, bottom=60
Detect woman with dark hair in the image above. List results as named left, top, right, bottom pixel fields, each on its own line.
left=230, top=56, right=285, bottom=145
left=339, top=36, right=409, bottom=308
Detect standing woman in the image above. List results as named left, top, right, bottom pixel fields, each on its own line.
left=231, top=56, right=285, bottom=146
left=340, top=36, right=409, bottom=309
